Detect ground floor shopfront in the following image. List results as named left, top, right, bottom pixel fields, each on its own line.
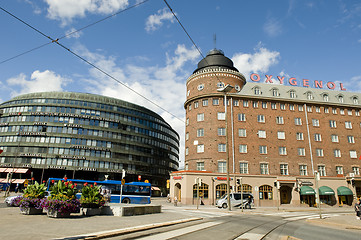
left=169, top=171, right=361, bottom=208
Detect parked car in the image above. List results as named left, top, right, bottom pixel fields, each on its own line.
left=4, top=195, right=22, bottom=207
left=216, top=193, right=254, bottom=209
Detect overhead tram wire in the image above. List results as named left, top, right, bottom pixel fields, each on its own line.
left=0, top=6, right=187, bottom=126
left=0, top=0, right=150, bottom=65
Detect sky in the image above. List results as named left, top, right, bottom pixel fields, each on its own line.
left=1, top=0, right=361, bottom=168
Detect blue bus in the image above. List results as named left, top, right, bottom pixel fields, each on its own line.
left=46, top=178, right=151, bottom=204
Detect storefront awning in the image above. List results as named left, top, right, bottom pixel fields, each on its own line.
left=300, top=186, right=316, bottom=195
left=0, top=168, right=29, bottom=173
left=318, top=186, right=335, bottom=195
left=151, top=186, right=161, bottom=191
left=0, top=178, right=26, bottom=184
left=337, top=186, right=353, bottom=195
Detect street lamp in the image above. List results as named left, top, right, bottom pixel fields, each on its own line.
left=217, top=84, right=233, bottom=211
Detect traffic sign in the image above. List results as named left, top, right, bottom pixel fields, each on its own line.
left=24, top=179, right=28, bottom=187
left=121, top=179, right=125, bottom=185
left=144, top=180, right=149, bottom=183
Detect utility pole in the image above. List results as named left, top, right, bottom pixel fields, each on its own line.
left=314, top=171, right=322, bottom=219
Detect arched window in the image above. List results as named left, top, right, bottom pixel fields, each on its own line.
left=289, top=90, right=296, bottom=98
left=338, top=95, right=344, bottom=103
left=259, top=185, right=273, bottom=200
left=272, top=88, right=279, bottom=97
left=254, top=87, right=261, bottom=95
left=306, top=92, right=313, bottom=100
left=193, top=183, right=209, bottom=199
left=237, top=184, right=252, bottom=193
left=323, top=94, right=329, bottom=102
left=215, top=184, right=228, bottom=199
left=353, top=97, right=359, bottom=104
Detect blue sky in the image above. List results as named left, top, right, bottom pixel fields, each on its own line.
left=1, top=0, right=361, bottom=166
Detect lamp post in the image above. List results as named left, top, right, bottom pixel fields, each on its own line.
left=217, top=84, right=233, bottom=211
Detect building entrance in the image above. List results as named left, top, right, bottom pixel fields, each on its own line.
left=280, top=185, right=292, bottom=204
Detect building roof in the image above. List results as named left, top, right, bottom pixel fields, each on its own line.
left=193, top=49, right=239, bottom=74
left=237, top=82, right=361, bottom=107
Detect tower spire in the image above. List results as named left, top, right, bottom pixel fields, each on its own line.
left=213, top=34, right=217, bottom=49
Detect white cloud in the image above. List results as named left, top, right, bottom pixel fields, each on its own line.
left=7, top=70, right=71, bottom=97
left=44, top=0, right=129, bottom=25
left=73, top=44, right=199, bottom=167
left=65, top=28, right=83, bottom=39
left=232, top=46, right=281, bottom=79
left=145, top=8, right=175, bottom=32
left=263, top=17, right=282, bottom=37
left=348, top=75, right=361, bottom=92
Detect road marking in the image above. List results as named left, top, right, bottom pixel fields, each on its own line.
left=235, top=232, right=264, bottom=240
left=136, top=221, right=223, bottom=240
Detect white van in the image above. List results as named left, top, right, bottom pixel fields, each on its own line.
left=216, top=193, right=253, bottom=209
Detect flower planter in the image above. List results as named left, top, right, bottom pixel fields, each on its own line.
left=20, top=207, right=43, bottom=215
left=47, top=210, right=71, bottom=218
left=80, top=207, right=101, bottom=216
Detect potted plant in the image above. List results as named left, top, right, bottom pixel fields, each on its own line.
left=79, top=182, right=106, bottom=216
left=19, top=181, right=47, bottom=215
left=43, top=178, right=80, bottom=218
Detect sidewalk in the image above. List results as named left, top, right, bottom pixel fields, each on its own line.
left=0, top=196, right=360, bottom=240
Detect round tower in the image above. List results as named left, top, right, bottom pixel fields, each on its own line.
left=184, top=49, right=246, bottom=171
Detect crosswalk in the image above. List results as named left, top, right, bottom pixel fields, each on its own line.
left=163, top=208, right=232, bottom=219
left=259, top=211, right=340, bottom=221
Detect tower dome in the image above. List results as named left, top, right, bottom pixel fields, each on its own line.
left=193, top=49, right=239, bottom=73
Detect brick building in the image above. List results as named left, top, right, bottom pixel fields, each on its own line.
left=170, top=49, right=360, bottom=207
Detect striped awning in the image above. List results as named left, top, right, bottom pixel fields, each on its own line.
left=0, top=178, right=27, bottom=184
left=0, top=168, right=30, bottom=173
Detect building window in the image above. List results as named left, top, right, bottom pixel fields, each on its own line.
left=213, top=98, right=219, bottom=105
left=218, top=144, right=226, bottom=152
left=197, top=113, right=204, bottom=122
left=186, top=118, right=189, bottom=125
left=280, top=103, right=286, bottom=110
left=218, top=128, right=225, bottom=136
left=258, top=130, right=266, bottom=138
left=233, top=100, right=239, bottom=106
left=262, top=102, right=267, bottom=109
left=239, top=129, right=246, bottom=137
left=202, top=99, right=208, bottom=106
left=323, top=94, right=329, bottom=102
left=254, top=87, right=261, bottom=95
left=298, top=148, right=306, bottom=156
left=218, top=161, right=226, bottom=173
left=290, top=90, right=296, bottom=98
left=331, top=134, right=339, bottom=143
left=279, top=147, right=287, bottom=155
left=253, top=101, right=259, bottom=108
left=350, top=150, right=357, bottom=159
left=260, top=163, right=269, bottom=175
left=280, top=164, right=289, bottom=175
left=289, top=104, right=295, bottom=111
left=336, top=166, right=343, bottom=175
left=259, top=145, right=267, bottom=154
left=324, top=107, right=329, bottom=113
left=193, top=183, right=208, bottom=199
left=194, top=101, right=199, bottom=109
left=197, top=128, right=204, bottom=137
left=315, top=106, right=321, bottom=113
left=345, top=121, right=352, bottom=129
left=240, top=162, right=249, bottom=174
left=197, top=162, right=204, bottom=171
left=307, top=106, right=312, bottom=112
left=186, top=132, right=189, bottom=140
left=338, top=95, right=344, bottom=103
left=353, top=97, right=359, bottom=104
left=334, top=149, right=341, bottom=157
left=238, top=113, right=246, bottom=121
left=295, top=118, right=302, bottom=125
left=197, top=144, right=204, bottom=153
left=185, top=147, right=189, bottom=155
left=259, top=185, right=273, bottom=200
left=217, top=112, right=225, bottom=120
left=352, top=167, right=360, bottom=176
left=188, top=104, right=192, bottom=111
left=318, top=165, right=326, bottom=176
left=276, top=116, right=284, bottom=124
left=348, top=135, right=355, bottom=143
left=300, top=165, right=308, bottom=176
left=298, top=105, right=304, bottom=111
left=237, top=184, right=252, bottom=193
left=316, top=148, right=324, bottom=157
left=348, top=110, right=353, bottom=116
left=277, top=131, right=285, bottom=140
left=185, top=163, right=189, bottom=170
left=272, top=88, right=279, bottom=96
left=239, top=144, right=247, bottom=153
left=296, top=132, right=304, bottom=140
left=243, top=100, right=249, bottom=107
left=329, top=120, right=337, bottom=128
left=312, top=119, right=320, bottom=127
left=332, top=108, right=337, bottom=114
left=307, top=92, right=313, bottom=100
left=314, top=133, right=322, bottom=142
left=271, top=103, right=277, bottom=109
left=340, top=109, right=345, bottom=115
left=257, top=115, right=265, bottom=123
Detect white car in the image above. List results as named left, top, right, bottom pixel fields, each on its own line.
left=216, top=193, right=254, bottom=209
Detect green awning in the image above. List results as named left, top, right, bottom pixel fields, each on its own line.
left=337, top=186, right=353, bottom=195
left=318, top=186, right=335, bottom=195
left=300, top=186, right=316, bottom=195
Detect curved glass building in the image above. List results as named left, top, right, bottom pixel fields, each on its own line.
left=0, top=92, right=179, bottom=189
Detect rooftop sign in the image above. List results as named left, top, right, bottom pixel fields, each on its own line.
left=250, top=73, right=346, bottom=91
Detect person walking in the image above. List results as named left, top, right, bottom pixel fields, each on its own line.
left=355, top=199, right=361, bottom=220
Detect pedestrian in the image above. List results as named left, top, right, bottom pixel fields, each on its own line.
left=174, top=196, right=178, bottom=206
left=15, top=183, right=19, bottom=193
left=355, top=199, right=361, bottom=220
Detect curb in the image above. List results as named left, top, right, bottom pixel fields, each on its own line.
left=55, top=217, right=202, bottom=240
left=306, top=218, right=361, bottom=231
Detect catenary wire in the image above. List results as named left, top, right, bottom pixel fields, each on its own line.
left=0, top=0, right=149, bottom=65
